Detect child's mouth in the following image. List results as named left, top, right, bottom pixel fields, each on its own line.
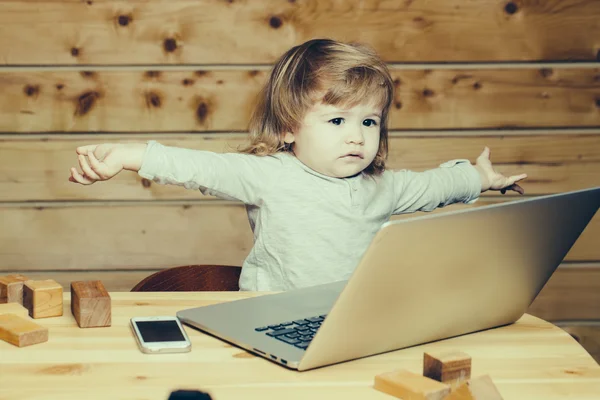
left=341, top=153, right=364, bottom=159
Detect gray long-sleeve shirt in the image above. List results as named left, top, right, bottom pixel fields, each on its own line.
left=139, top=140, right=481, bottom=291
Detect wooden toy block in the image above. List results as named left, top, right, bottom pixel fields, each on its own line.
left=0, top=302, right=29, bottom=318
left=374, top=369, right=451, bottom=400
left=23, top=280, right=63, bottom=319
left=444, top=375, right=504, bottom=400
left=70, top=280, right=111, bottom=328
left=424, top=351, right=472, bottom=388
left=0, top=313, right=48, bottom=347
left=0, top=274, right=29, bottom=304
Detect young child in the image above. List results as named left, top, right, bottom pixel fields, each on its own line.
left=69, top=39, right=526, bottom=291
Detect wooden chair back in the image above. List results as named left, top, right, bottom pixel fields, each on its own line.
left=131, top=265, right=241, bottom=292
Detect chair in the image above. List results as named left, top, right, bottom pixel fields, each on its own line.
left=131, top=265, right=241, bottom=292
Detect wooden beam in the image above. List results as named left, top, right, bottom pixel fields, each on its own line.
left=0, top=0, right=598, bottom=64
left=0, top=133, right=598, bottom=201
left=0, top=200, right=598, bottom=271
left=0, top=67, right=599, bottom=132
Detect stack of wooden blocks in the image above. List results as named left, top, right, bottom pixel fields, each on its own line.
left=0, top=275, right=111, bottom=347
left=374, top=350, right=504, bottom=399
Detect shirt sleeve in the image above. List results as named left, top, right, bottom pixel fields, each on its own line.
left=391, top=159, right=481, bottom=215
left=138, top=140, right=280, bottom=205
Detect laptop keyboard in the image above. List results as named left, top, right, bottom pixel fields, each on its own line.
left=254, top=314, right=327, bottom=350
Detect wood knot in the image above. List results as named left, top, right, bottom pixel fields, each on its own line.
left=182, top=78, right=195, bottom=86
left=394, top=101, right=403, bottom=109
left=195, top=70, right=208, bottom=77
left=71, top=47, right=80, bottom=57
left=504, top=2, right=518, bottom=14
left=141, top=178, right=151, bottom=188
left=136, top=376, right=148, bottom=380
left=269, top=16, right=283, bottom=29
left=86, top=0, right=93, bottom=5
left=163, top=38, right=178, bottom=53
left=539, top=68, right=553, bottom=78
left=75, top=91, right=101, bottom=116
left=144, top=70, right=161, bottom=79
left=473, top=82, right=482, bottom=90
left=39, top=364, right=87, bottom=375
left=422, top=88, right=434, bottom=97
left=117, top=15, right=131, bottom=26
left=56, top=84, right=65, bottom=90
left=564, top=370, right=579, bottom=375
left=196, top=102, right=209, bottom=123
left=217, top=79, right=224, bottom=84
left=23, top=84, right=40, bottom=97
left=393, top=78, right=402, bottom=87
left=248, top=70, right=259, bottom=77
left=144, top=92, right=162, bottom=108
left=80, top=71, right=96, bottom=79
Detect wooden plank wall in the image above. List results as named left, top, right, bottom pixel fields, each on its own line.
left=0, top=1, right=599, bottom=356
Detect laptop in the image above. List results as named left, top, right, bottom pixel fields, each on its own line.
left=177, top=186, right=600, bottom=371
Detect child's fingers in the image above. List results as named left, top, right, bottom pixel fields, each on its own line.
left=78, top=154, right=101, bottom=181
left=477, top=146, right=490, bottom=161
left=76, top=145, right=98, bottom=156
left=87, top=152, right=111, bottom=179
left=512, top=183, right=525, bottom=195
left=70, top=167, right=96, bottom=185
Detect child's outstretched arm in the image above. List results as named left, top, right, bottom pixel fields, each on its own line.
left=474, top=147, right=527, bottom=194
left=69, top=143, right=147, bottom=185
left=391, top=147, right=528, bottom=215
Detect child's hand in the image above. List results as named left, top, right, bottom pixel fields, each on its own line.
left=475, top=147, right=527, bottom=194
left=69, top=143, right=146, bottom=185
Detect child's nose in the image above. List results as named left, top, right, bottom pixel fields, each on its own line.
left=345, top=128, right=365, bottom=144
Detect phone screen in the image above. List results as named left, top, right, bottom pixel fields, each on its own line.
left=135, top=320, right=186, bottom=343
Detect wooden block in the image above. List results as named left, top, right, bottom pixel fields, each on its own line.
left=23, top=280, right=63, bottom=319
left=0, top=302, right=29, bottom=318
left=0, top=274, right=29, bottom=304
left=0, top=313, right=48, bottom=347
left=70, top=281, right=111, bottom=328
left=424, top=351, right=472, bottom=389
left=374, top=369, right=451, bottom=400
left=444, top=375, right=504, bottom=400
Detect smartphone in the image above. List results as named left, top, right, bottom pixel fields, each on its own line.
left=130, top=316, right=192, bottom=354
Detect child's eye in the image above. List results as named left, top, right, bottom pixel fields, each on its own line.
left=329, top=118, right=344, bottom=125
left=363, top=119, right=378, bottom=127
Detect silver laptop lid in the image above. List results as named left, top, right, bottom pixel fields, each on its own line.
left=299, top=187, right=599, bottom=370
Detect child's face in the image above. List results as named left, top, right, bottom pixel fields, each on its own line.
left=284, top=100, right=382, bottom=178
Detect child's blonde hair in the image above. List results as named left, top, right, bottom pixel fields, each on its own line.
left=240, top=38, right=394, bottom=175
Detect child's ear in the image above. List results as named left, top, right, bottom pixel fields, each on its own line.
left=283, top=132, right=295, bottom=144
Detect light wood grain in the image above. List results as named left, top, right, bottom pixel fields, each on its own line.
left=1, top=133, right=599, bottom=201
left=0, top=199, right=598, bottom=272
left=1, top=67, right=599, bottom=132
left=0, top=303, right=29, bottom=318
left=70, top=281, right=111, bottom=328
left=23, top=280, right=63, bottom=319
left=0, top=292, right=598, bottom=400
left=0, top=313, right=48, bottom=347
left=374, top=369, right=451, bottom=399
left=0, top=0, right=599, bottom=64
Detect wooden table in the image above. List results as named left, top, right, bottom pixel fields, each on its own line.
left=1, top=292, right=599, bottom=400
